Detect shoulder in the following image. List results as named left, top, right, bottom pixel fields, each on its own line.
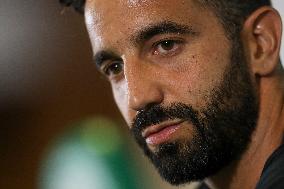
left=197, top=182, right=210, bottom=189
left=256, top=144, right=284, bottom=189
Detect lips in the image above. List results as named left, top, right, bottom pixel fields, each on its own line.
left=142, top=120, right=184, bottom=145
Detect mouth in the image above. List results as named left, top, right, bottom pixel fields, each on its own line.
left=142, top=120, right=184, bottom=145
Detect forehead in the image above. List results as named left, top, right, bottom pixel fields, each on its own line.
left=84, top=0, right=219, bottom=51
left=85, top=0, right=199, bottom=18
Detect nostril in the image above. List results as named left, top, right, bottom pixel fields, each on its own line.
left=142, top=102, right=161, bottom=112
left=129, top=89, right=164, bottom=111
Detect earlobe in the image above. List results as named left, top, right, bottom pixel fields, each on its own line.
left=242, top=7, right=282, bottom=76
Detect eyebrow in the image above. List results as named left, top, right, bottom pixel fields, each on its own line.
left=93, top=21, right=197, bottom=68
left=93, top=50, right=121, bottom=69
left=131, top=21, right=197, bottom=46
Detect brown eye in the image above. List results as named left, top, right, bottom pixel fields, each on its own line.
left=160, top=40, right=175, bottom=51
left=104, top=61, right=123, bottom=77
left=153, top=39, right=183, bottom=56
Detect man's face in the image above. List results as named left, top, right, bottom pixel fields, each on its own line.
left=85, top=0, right=259, bottom=185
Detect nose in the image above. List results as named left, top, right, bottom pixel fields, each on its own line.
left=124, top=57, right=164, bottom=111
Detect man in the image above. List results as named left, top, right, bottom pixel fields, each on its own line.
left=60, top=0, right=284, bottom=188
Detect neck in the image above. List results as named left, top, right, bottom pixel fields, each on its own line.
left=206, top=73, right=284, bottom=189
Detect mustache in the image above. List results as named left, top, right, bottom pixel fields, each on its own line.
left=131, top=103, right=199, bottom=134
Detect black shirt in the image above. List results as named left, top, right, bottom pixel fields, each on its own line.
left=198, top=144, right=284, bottom=189
left=256, top=144, right=284, bottom=189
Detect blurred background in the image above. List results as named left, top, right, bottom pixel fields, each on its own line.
left=0, top=1, right=283, bottom=189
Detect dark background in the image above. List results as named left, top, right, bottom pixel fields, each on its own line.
left=0, top=1, right=122, bottom=188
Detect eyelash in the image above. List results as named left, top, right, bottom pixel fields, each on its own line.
left=152, top=38, right=184, bottom=56
left=99, top=38, right=185, bottom=79
left=102, top=60, right=123, bottom=78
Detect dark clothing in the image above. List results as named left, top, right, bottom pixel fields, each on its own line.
left=198, top=182, right=210, bottom=189
left=198, top=144, right=284, bottom=189
left=256, top=144, right=284, bottom=189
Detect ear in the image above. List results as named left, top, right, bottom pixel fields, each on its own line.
left=242, top=7, right=282, bottom=76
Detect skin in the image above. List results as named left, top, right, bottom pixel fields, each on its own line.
left=84, top=0, right=284, bottom=188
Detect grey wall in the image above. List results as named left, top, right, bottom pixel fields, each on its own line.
left=273, top=0, right=284, bottom=61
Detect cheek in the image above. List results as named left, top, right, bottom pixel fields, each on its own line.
left=111, top=82, right=132, bottom=126
left=166, top=50, right=229, bottom=109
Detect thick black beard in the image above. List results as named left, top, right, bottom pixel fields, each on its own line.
left=130, top=37, right=259, bottom=185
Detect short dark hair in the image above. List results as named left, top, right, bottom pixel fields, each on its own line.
left=197, top=0, right=271, bottom=39
left=59, top=0, right=85, bottom=13
left=59, top=0, right=271, bottom=38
